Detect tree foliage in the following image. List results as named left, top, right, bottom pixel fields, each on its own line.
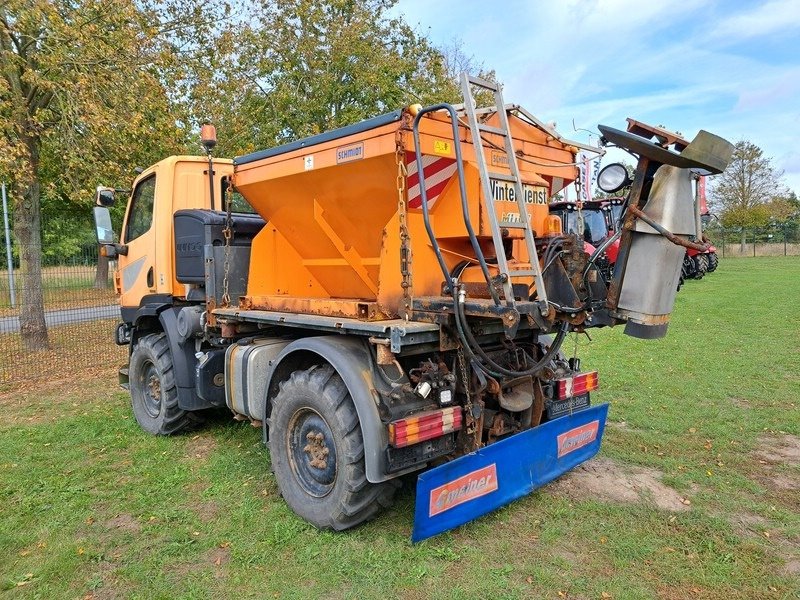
left=1, top=0, right=490, bottom=350
left=195, top=0, right=476, bottom=157
left=0, top=0, right=220, bottom=348
left=712, top=140, right=787, bottom=229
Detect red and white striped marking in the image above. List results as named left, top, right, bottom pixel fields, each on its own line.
left=406, top=153, right=457, bottom=209
left=388, top=406, right=463, bottom=448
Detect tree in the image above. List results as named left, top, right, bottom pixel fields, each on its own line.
left=194, top=0, right=474, bottom=157
left=712, top=140, right=786, bottom=252
left=0, top=0, right=220, bottom=349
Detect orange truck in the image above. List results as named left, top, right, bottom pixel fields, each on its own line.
left=92, top=74, right=732, bottom=541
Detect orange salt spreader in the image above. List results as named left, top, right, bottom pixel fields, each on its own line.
left=95, top=73, right=733, bottom=542
left=233, top=101, right=578, bottom=324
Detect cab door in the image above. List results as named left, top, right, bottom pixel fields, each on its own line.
left=119, top=172, right=158, bottom=309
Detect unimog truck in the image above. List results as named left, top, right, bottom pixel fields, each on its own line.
left=93, top=74, right=733, bottom=541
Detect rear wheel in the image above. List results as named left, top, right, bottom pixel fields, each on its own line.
left=129, top=332, right=195, bottom=435
left=268, top=365, right=397, bottom=530
left=693, top=254, right=708, bottom=279
left=682, top=255, right=694, bottom=281
left=707, top=252, right=719, bottom=272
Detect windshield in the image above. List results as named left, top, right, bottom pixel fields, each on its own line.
left=610, top=204, right=624, bottom=230
left=555, top=210, right=580, bottom=236
left=583, top=209, right=609, bottom=244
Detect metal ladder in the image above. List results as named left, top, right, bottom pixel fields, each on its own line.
left=459, top=72, right=549, bottom=314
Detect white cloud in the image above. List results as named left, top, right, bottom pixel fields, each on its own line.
left=709, top=0, right=800, bottom=40
left=392, top=0, right=800, bottom=192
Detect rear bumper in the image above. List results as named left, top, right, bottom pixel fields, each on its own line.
left=412, top=403, right=609, bottom=542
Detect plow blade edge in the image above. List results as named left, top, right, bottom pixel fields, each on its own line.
left=411, top=403, right=609, bottom=542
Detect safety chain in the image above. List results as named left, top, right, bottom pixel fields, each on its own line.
left=395, top=127, right=413, bottom=320
left=457, top=345, right=474, bottom=434
left=221, top=180, right=234, bottom=307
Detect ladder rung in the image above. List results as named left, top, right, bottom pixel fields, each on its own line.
left=507, top=270, right=538, bottom=277
left=468, top=75, right=499, bottom=92
left=499, top=222, right=529, bottom=229
left=478, top=124, right=507, bottom=136
left=488, top=171, right=517, bottom=182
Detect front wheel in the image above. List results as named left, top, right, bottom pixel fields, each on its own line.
left=129, top=332, right=195, bottom=435
left=268, top=365, right=396, bottom=530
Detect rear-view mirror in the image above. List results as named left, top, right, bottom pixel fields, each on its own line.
left=93, top=206, right=114, bottom=244
left=95, top=186, right=116, bottom=207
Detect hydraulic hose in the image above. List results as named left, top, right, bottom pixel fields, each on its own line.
left=452, top=286, right=569, bottom=379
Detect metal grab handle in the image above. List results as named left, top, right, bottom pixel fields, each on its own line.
left=627, top=205, right=711, bottom=252
left=411, top=104, right=499, bottom=303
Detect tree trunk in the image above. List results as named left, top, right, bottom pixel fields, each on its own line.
left=14, top=137, right=49, bottom=351
left=94, top=254, right=109, bottom=289
left=739, top=230, right=747, bottom=254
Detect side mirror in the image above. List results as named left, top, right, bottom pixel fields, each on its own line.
left=93, top=206, right=115, bottom=244
left=95, top=186, right=116, bottom=207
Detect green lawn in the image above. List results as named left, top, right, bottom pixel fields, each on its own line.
left=1, top=257, right=798, bottom=599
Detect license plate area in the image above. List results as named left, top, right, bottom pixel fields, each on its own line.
left=546, top=393, right=590, bottom=420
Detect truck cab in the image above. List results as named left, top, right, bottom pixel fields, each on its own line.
left=114, top=156, right=234, bottom=309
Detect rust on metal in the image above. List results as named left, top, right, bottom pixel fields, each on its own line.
left=625, top=118, right=689, bottom=151
left=530, top=378, right=545, bottom=427
left=303, top=431, right=330, bottom=470
left=220, top=322, right=238, bottom=338
left=627, top=205, right=711, bottom=252
left=372, top=341, right=395, bottom=366
left=243, top=295, right=387, bottom=321
left=206, top=297, right=218, bottom=326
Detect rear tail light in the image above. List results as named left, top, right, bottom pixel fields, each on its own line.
left=388, top=406, right=463, bottom=448
left=555, top=371, right=599, bottom=399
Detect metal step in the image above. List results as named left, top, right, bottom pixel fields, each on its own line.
left=488, top=171, right=516, bottom=182
left=478, top=124, right=507, bottom=136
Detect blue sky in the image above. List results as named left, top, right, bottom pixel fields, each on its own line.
left=393, top=0, right=800, bottom=195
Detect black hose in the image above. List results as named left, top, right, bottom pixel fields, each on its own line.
left=452, top=287, right=568, bottom=378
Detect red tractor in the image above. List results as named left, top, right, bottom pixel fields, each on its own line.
left=550, top=120, right=719, bottom=288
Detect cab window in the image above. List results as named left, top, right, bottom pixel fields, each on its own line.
left=125, top=175, right=156, bottom=242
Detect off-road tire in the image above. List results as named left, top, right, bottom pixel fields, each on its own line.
left=268, top=365, right=397, bottom=531
left=129, top=332, right=195, bottom=435
left=707, top=252, right=719, bottom=272
left=681, top=255, right=694, bottom=281
left=694, top=254, right=709, bottom=279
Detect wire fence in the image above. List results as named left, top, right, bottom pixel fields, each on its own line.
left=0, top=204, right=798, bottom=388
left=1, top=219, right=126, bottom=387
left=709, top=224, right=800, bottom=258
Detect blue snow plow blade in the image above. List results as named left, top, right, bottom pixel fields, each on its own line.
left=411, top=403, right=609, bottom=543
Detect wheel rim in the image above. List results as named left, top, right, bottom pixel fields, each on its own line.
left=140, top=360, right=162, bottom=418
left=287, top=408, right=337, bottom=498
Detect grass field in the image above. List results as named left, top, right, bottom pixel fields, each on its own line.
left=1, top=257, right=798, bottom=599
left=0, top=264, right=116, bottom=316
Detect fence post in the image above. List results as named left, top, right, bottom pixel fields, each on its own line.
left=753, top=229, right=756, bottom=257
left=2, top=181, right=16, bottom=308
left=785, top=225, right=788, bottom=256
left=721, top=229, right=725, bottom=258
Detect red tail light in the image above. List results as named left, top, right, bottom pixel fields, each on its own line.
left=388, top=406, right=463, bottom=448
left=555, top=371, right=599, bottom=399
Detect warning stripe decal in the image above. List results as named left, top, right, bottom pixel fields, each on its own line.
left=406, top=154, right=457, bottom=209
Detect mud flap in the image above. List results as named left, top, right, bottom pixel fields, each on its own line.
left=411, top=403, right=609, bottom=542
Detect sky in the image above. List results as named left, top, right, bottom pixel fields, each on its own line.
left=392, top=0, right=800, bottom=195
